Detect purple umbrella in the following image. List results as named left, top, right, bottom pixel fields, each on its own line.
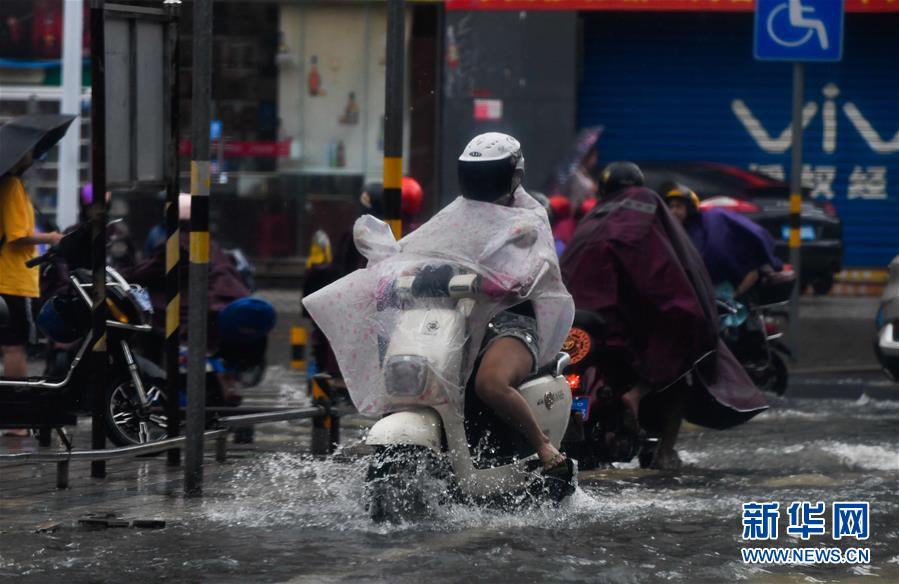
left=544, top=126, right=603, bottom=195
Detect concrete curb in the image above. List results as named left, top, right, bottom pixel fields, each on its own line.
left=829, top=268, right=889, bottom=297
left=791, top=364, right=883, bottom=375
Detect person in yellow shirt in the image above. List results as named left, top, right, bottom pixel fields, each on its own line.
left=0, top=150, right=62, bottom=379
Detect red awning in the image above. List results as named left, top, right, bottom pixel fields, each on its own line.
left=446, top=0, right=899, bottom=12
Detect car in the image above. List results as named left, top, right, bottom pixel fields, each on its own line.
left=639, top=161, right=843, bottom=295
left=874, top=254, right=899, bottom=381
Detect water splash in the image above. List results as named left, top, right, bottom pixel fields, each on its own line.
left=820, top=441, right=899, bottom=471
left=202, top=451, right=614, bottom=534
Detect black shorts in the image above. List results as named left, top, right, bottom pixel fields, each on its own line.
left=0, top=294, right=35, bottom=346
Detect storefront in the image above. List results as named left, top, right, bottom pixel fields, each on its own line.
left=181, top=0, right=441, bottom=276
left=1, top=0, right=442, bottom=276
left=446, top=0, right=899, bottom=268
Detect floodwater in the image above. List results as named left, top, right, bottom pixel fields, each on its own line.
left=1, top=373, right=897, bottom=583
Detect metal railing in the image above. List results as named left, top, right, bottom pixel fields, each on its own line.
left=214, top=406, right=329, bottom=463
left=0, top=404, right=343, bottom=490
left=1, top=429, right=226, bottom=489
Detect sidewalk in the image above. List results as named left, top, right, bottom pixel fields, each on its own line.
left=793, top=296, right=879, bottom=372
left=0, top=367, right=371, bottom=531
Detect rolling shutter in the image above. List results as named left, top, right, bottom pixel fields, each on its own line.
left=578, top=12, right=899, bottom=267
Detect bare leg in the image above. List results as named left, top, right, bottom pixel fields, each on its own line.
left=620, top=385, right=643, bottom=431
left=2, top=346, right=30, bottom=436
left=474, top=337, right=562, bottom=468
left=2, top=345, right=27, bottom=378
left=651, top=387, right=685, bottom=471
left=217, top=371, right=242, bottom=405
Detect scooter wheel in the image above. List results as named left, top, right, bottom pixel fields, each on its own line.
left=105, top=375, right=168, bottom=446
left=365, top=445, right=450, bottom=523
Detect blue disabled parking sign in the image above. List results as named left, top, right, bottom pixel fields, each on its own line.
left=755, top=0, right=844, bottom=62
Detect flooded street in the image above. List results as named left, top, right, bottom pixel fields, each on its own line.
left=1, top=370, right=897, bottom=583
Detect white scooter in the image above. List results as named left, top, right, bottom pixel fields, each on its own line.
left=362, top=265, right=574, bottom=522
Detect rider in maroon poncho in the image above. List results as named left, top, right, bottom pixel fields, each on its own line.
left=560, top=162, right=767, bottom=470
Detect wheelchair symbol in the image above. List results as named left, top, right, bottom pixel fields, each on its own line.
left=767, top=0, right=829, bottom=50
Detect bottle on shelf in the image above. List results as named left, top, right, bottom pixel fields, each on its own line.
left=340, top=92, right=359, bottom=125
left=308, top=55, right=321, bottom=96
left=336, top=141, right=346, bottom=168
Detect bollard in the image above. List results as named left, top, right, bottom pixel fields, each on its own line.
left=310, top=374, right=339, bottom=455
left=215, top=433, right=228, bottom=463
left=290, top=326, right=307, bottom=371
left=233, top=427, right=254, bottom=444
left=56, top=459, right=69, bottom=490
left=329, top=414, right=341, bottom=453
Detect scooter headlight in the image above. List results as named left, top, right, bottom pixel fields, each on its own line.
left=384, top=355, right=429, bottom=397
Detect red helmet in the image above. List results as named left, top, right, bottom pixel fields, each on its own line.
left=548, top=195, right=571, bottom=220
left=401, top=177, right=423, bottom=217
left=579, top=197, right=597, bottom=217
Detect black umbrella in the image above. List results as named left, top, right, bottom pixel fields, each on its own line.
left=0, top=113, right=77, bottom=177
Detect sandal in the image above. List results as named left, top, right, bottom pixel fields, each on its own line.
left=542, top=452, right=568, bottom=475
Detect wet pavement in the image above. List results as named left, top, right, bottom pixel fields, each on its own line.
left=1, top=367, right=897, bottom=583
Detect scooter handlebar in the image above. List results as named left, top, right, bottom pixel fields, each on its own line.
left=25, top=250, right=55, bottom=268
left=395, top=272, right=482, bottom=299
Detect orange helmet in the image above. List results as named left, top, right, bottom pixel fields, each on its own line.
left=661, top=182, right=701, bottom=210
left=401, top=177, right=423, bottom=217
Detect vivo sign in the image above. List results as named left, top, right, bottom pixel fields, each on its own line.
left=733, top=84, right=899, bottom=155
left=730, top=83, right=896, bottom=202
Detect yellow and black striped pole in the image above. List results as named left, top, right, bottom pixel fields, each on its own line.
left=290, top=326, right=307, bottom=371
left=383, top=0, right=405, bottom=240
left=88, top=0, right=107, bottom=479
left=184, top=0, right=212, bottom=497
left=788, top=62, right=804, bottom=358
left=164, top=0, right=181, bottom=468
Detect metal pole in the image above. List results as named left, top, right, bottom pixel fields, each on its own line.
left=185, top=0, right=212, bottom=497
left=88, top=0, right=107, bottom=479
left=59, top=0, right=84, bottom=230
left=788, top=62, right=804, bottom=359
left=383, top=0, right=405, bottom=240
left=164, top=0, right=182, bottom=467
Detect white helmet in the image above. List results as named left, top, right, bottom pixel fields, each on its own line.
left=457, top=132, right=525, bottom=202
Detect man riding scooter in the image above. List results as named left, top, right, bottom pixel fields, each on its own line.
left=304, top=132, right=576, bottom=491
left=560, top=162, right=768, bottom=470
left=663, top=183, right=795, bottom=394
left=662, top=183, right=785, bottom=297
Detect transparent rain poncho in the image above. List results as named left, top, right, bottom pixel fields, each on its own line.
left=302, top=190, right=575, bottom=415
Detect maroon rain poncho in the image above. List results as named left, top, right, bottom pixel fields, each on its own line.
left=560, top=186, right=767, bottom=429
left=123, top=227, right=249, bottom=352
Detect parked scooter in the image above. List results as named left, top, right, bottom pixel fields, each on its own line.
left=0, top=224, right=165, bottom=446
left=874, top=254, right=899, bottom=380
left=361, top=265, right=575, bottom=522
